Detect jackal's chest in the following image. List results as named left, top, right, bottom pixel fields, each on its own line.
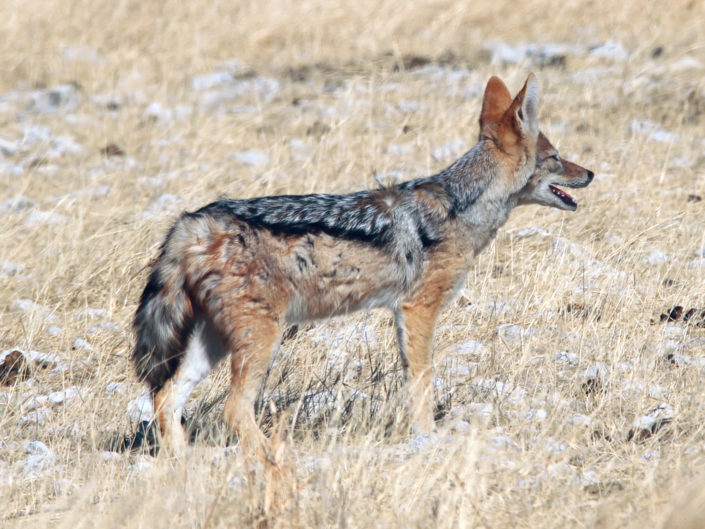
left=459, top=198, right=515, bottom=255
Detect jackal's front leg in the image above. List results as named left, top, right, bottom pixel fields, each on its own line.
left=396, top=295, right=445, bottom=434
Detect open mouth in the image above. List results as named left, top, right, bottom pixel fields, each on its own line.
left=549, top=185, right=577, bottom=208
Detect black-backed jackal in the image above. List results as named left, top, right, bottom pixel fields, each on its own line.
left=132, top=74, right=592, bottom=455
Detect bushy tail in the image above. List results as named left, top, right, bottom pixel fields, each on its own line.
left=132, top=225, right=196, bottom=393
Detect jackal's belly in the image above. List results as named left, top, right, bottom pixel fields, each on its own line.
left=282, top=235, right=412, bottom=323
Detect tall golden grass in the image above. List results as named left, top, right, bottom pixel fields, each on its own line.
left=1, top=0, right=704, bottom=527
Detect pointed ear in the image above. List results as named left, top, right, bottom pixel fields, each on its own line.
left=505, top=73, right=540, bottom=137
left=479, top=76, right=513, bottom=130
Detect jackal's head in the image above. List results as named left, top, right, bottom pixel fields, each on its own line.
left=516, top=132, right=594, bottom=211
left=478, top=74, right=540, bottom=194
left=479, top=76, right=593, bottom=211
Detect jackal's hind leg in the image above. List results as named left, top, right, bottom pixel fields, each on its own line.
left=153, top=317, right=226, bottom=456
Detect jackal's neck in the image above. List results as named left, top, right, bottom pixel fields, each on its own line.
left=431, top=143, right=495, bottom=216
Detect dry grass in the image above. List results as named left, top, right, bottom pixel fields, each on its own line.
left=1, top=0, right=705, bottom=527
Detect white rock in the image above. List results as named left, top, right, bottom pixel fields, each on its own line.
left=452, top=420, right=471, bottom=433
left=7, top=300, right=59, bottom=322
left=0, top=195, right=35, bottom=214
left=48, top=386, right=80, bottom=406
left=578, top=363, right=607, bottom=382
left=18, top=407, right=52, bottom=426
left=567, top=413, right=592, bottom=428
left=489, top=435, right=520, bottom=451
left=191, top=71, right=235, bottom=91
left=24, top=440, right=49, bottom=455
left=0, top=459, right=12, bottom=487
left=665, top=56, right=702, bottom=72
left=72, top=338, right=93, bottom=351
left=21, top=451, right=55, bottom=475
left=386, top=143, right=414, bottom=156
left=105, top=382, right=125, bottom=394
left=551, top=236, right=594, bottom=261
left=649, top=129, right=679, bottom=143
left=83, top=308, right=107, bottom=319
left=197, top=77, right=280, bottom=111
left=0, top=136, right=19, bottom=156
left=24, top=395, right=49, bottom=411
left=629, top=120, right=679, bottom=143
left=144, top=102, right=172, bottom=121
left=524, top=408, right=548, bottom=422
left=24, top=210, right=68, bottom=225
left=288, top=139, right=311, bottom=152
left=544, top=438, right=567, bottom=455
left=589, top=41, right=629, bottom=61
left=46, top=134, right=83, bottom=157
left=0, top=261, right=26, bottom=278
left=88, top=321, right=121, bottom=334
left=641, top=449, right=660, bottom=462
left=25, top=350, right=62, bottom=367
left=0, top=161, right=24, bottom=175
left=100, top=451, right=122, bottom=462
left=140, top=193, right=184, bottom=219
left=481, top=41, right=581, bottom=66
left=28, top=84, right=79, bottom=114
left=229, top=475, right=249, bottom=492
left=432, top=138, right=466, bottom=162
left=452, top=341, right=486, bottom=356
left=127, top=457, right=152, bottom=473
left=554, top=351, right=580, bottom=366
left=233, top=150, right=270, bottom=167
left=514, top=226, right=552, bottom=239
left=128, top=391, right=154, bottom=422
left=644, top=249, right=669, bottom=265
left=63, top=46, right=101, bottom=64
left=397, top=100, right=420, bottom=113
left=498, top=324, right=523, bottom=344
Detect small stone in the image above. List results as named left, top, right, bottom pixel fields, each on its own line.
left=233, top=151, right=269, bottom=167
left=191, top=71, right=235, bottom=91
left=144, top=102, right=172, bottom=121
left=24, top=211, right=68, bottom=225
left=589, top=41, right=629, bottom=61
left=105, top=382, right=125, bottom=394
left=453, top=341, right=486, bottom=356
left=140, top=193, right=184, bottom=219
left=567, top=413, right=592, bottom=428
left=24, top=440, right=49, bottom=455
left=554, top=351, right=580, bottom=366
left=0, top=350, right=30, bottom=385
left=644, top=249, right=668, bottom=265
left=0, top=261, right=26, bottom=278
left=28, top=84, right=79, bottom=114
left=432, top=138, right=466, bottom=162
left=47, top=386, right=80, bottom=406
left=0, top=196, right=35, bottom=214
left=100, top=143, right=125, bottom=157
left=72, top=338, right=93, bottom=351
left=18, top=406, right=52, bottom=426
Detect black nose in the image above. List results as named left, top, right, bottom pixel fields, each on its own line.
left=586, top=170, right=594, bottom=181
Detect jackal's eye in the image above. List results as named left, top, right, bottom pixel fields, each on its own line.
left=550, top=154, right=560, bottom=161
